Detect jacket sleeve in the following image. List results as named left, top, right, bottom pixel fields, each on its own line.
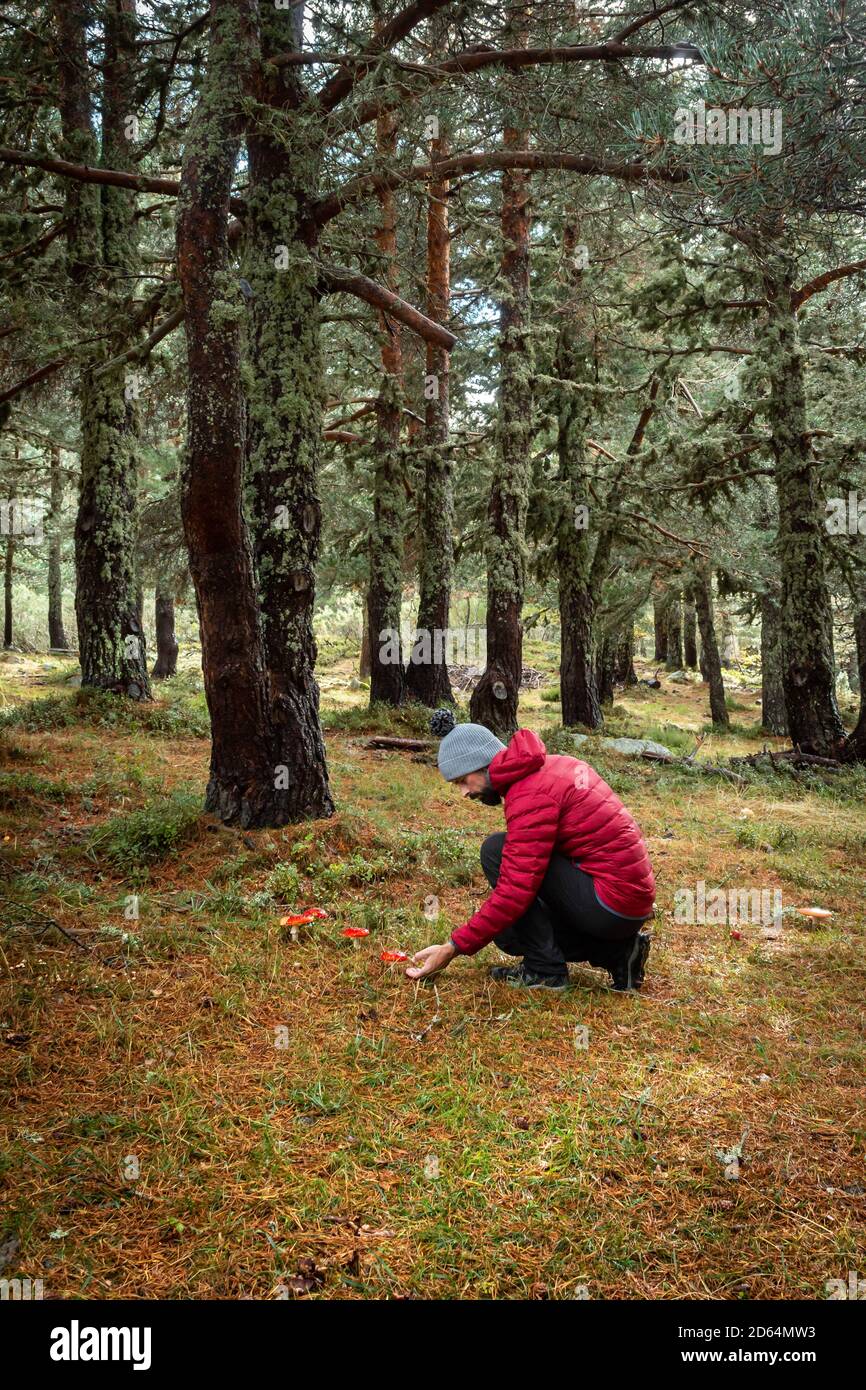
left=451, top=790, right=561, bottom=955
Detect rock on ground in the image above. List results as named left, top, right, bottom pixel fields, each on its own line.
left=571, top=733, right=674, bottom=759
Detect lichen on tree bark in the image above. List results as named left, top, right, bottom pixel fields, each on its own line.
left=554, top=229, right=600, bottom=730
left=242, top=22, right=333, bottom=817
left=761, top=245, right=845, bottom=754
left=470, top=99, right=533, bottom=738
left=58, top=0, right=151, bottom=699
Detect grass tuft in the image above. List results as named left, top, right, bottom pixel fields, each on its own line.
left=86, top=791, right=202, bottom=867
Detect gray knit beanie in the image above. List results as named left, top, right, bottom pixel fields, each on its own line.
left=437, top=722, right=507, bottom=782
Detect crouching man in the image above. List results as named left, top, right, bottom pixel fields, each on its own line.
left=406, top=722, right=655, bottom=991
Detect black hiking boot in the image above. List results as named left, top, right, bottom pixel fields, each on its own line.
left=605, top=930, right=652, bottom=991
left=489, top=963, right=569, bottom=991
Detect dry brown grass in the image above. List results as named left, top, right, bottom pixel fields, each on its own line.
left=1, top=656, right=864, bottom=1299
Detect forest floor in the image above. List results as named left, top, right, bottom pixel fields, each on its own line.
left=1, top=643, right=864, bottom=1300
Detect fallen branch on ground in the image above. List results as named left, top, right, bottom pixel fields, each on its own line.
left=728, top=746, right=844, bottom=773
left=637, top=749, right=746, bottom=784
left=364, top=736, right=434, bottom=751
left=0, top=895, right=93, bottom=953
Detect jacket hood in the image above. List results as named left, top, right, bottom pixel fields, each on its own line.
left=488, top=728, right=547, bottom=789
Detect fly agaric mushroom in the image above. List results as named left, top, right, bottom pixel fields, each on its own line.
left=280, top=910, right=318, bottom=943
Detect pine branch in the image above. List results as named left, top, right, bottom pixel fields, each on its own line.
left=619, top=512, right=710, bottom=553
left=406, top=40, right=704, bottom=76
left=93, top=304, right=185, bottom=378
left=318, top=261, right=456, bottom=349
left=345, top=40, right=705, bottom=130
left=313, top=0, right=454, bottom=113
left=0, top=146, right=245, bottom=213
left=792, top=258, right=866, bottom=309
left=312, top=149, right=689, bottom=225
left=612, top=2, right=696, bottom=43
left=0, top=358, right=66, bottom=406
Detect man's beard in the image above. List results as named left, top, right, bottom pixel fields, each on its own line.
left=470, top=785, right=502, bottom=806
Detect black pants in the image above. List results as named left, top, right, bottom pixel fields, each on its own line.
left=480, top=832, right=649, bottom=978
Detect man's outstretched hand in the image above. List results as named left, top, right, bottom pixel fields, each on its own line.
left=405, top=941, right=456, bottom=981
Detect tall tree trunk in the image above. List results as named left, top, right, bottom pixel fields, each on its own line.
left=3, top=531, right=12, bottom=649
left=653, top=588, right=669, bottom=663
left=151, top=583, right=178, bottom=679
left=556, top=224, right=600, bottom=730
left=367, top=99, right=406, bottom=707
left=471, top=7, right=532, bottom=738
left=683, top=598, right=697, bottom=669
left=719, top=606, right=739, bottom=667
left=177, top=0, right=287, bottom=827
left=845, top=578, right=866, bottom=759
left=242, top=6, right=334, bottom=817
left=559, top=369, right=659, bottom=727
left=595, top=633, right=616, bottom=707
left=690, top=564, right=729, bottom=728
left=665, top=592, right=683, bottom=670
left=762, top=246, right=845, bottom=755
left=61, top=0, right=151, bottom=699
left=699, top=639, right=710, bottom=682
left=47, top=446, right=68, bottom=649
left=405, top=111, right=453, bottom=706
left=761, top=591, right=788, bottom=736
left=359, top=596, right=372, bottom=678
left=614, top=624, right=638, bottom=686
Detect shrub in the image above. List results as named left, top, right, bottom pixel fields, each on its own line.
left=86, top=792, right=202, bottom=867
left=735, top=822, right=800, bottom=851
left=0, top=770, right=73, bottom=807
left=263, top=861, right=302, bottom=902
left=320, top=700, right=460, bottom=737
left=0, top=687, right=209, bottom=738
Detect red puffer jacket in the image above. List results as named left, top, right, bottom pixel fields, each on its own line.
left=451, top=728, right=655, bottom=955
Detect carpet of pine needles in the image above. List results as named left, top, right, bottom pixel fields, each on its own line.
left=1, top=647, right=864, bottom=1299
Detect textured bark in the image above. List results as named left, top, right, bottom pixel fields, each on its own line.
left=53, top=1, right=101, bottom=293
left=719, top=607, right=739, bottom=667
left=556, top=225, right=600, bottom=730
left=3, top=532, right=12, bottom=648
left=846, top=579, right=866, bottom=758
left=690, top=565, right=729, bottom=728
left=368, top=99, right=406, bottom=707
left=177, top=0, right=287, bottom=827
left=760, top=592, right=788, bottom=736
left=595, top=634, right=616, bottom=707
left=47, top=446, right=68, bottom=649
left=471, top=10, right=532, bottom=738
left=61, top=0, right=150, bottom=699
left=762, top=249, right=845, bottom=754
left=359, top=598, right=372, bottom=678
left=151, top=584, right=178, bottom=679
left=242, top=7, right=333, bottom=818
left=561, top=585, right=600, bottom=727
left=665, top=593, right=683, bottom=670
left=405, top=115, right=453, bottom=707
left=74, top=373, right=150, bottom=696
left=699, top=639, right=710, bottom=683
left=614, top=625, right=638, bottom=686
left=653, top=589, right=669, bottom=663
left=683, top=599, right=697, bottom=669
